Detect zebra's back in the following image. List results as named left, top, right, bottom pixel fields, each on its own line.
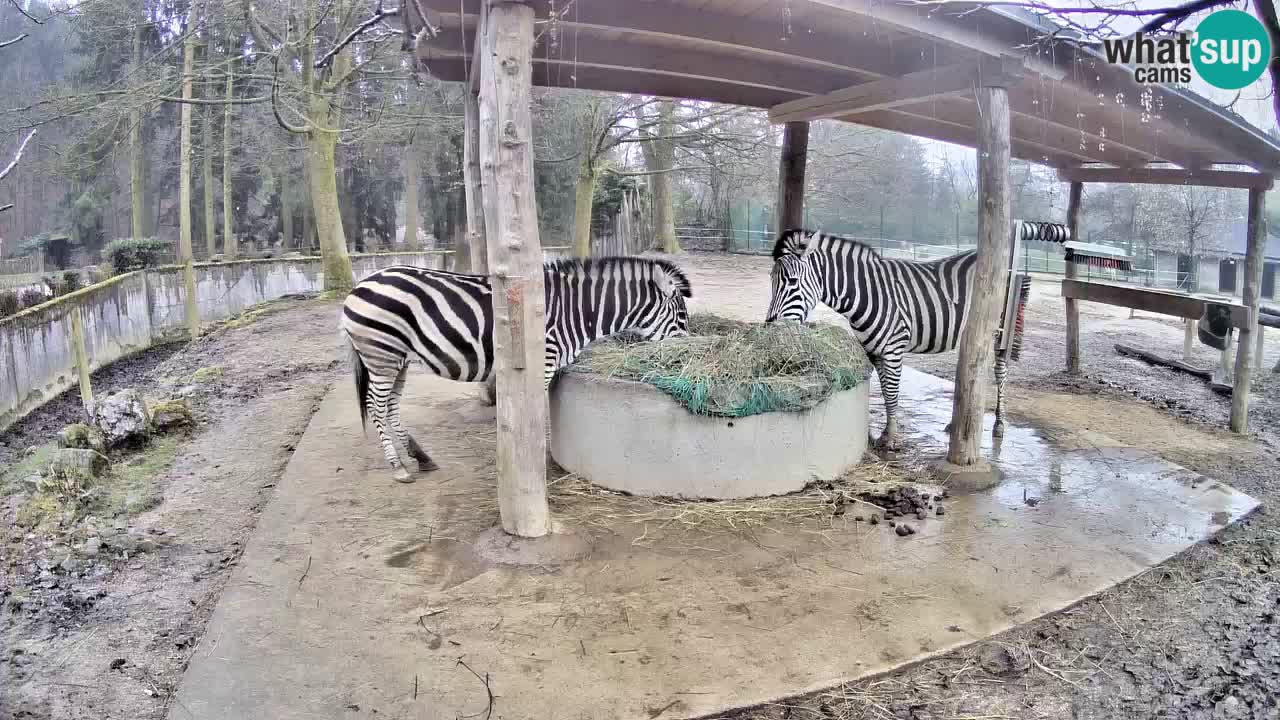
left=342, top=265, right=495, bottom=383
left=873, top=250, right=978, bottom=355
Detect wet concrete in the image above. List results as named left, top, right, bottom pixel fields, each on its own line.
left=167, top=369, right=1258, bottom=720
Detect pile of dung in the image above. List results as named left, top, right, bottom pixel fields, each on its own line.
left=567, top=314, right=871, bottom=418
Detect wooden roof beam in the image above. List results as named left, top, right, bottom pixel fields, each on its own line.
left=1057, top=166, right=1275, bottom=190
left=770, top=55, right=1024, bottom=124
left=806, top=0, right=1066, bottom=81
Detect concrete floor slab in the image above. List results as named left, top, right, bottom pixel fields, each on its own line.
left=168, top=368, right=1258, bottom=720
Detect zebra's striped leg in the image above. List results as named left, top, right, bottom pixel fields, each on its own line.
left=873, top=356, right=904, bottom=451
left=993, top=352, right=1009, bottom=438
left=389, top=364, right=438, bottom=473
left=366, top=373, right=412, bottom=482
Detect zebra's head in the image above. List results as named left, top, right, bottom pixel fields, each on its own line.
left=635, top=259, right=693, bottom=340
left=765, top=229, right=821, bottom=324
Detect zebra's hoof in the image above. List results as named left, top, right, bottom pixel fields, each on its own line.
left=417, top=458, right=439, bottom=473
left=874, top=434, right=903, bottom=452
left=393, top=468, right=415, bottom=483
left=993, top=422, right=1006, bottom=438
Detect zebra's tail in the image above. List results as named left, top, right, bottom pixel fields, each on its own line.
left=349, top=338, right=370, bottom=432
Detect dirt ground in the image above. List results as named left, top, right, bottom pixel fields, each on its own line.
left=2, top=251, right=1278, bottom=720
left=1, top=296, right=346, bottom=720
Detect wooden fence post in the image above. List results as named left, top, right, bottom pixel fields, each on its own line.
left=947, top=70, right=1015, bottom=467
left=774, top=121, right=809, bottom=234
left=69, top=305, right=94, bottom=417
left=478, top=0, right=550, bottom=537
left=1230, top=188, right=1266, bottom=433
left=1064, top=181, right=1083, bottom=373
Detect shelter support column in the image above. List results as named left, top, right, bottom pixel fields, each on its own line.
left=463, top=88, right=488, bottom=274
left=1063, top=181, right=1083, bottom=372
left=774, top=121, right=809, bottom=233
left=1230, top=188, right=1266, bottom=433
left=478, top=0, right=551, bottom=537
left=947, top=80, right=1013, bottom=466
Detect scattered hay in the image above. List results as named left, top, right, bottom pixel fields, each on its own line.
left=567, top=314, right=871, bottom=417
left=191, top=366, right=225, bottom=383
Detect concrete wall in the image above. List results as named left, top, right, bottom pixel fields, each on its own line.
left=0, top=250, right=470, bottom=431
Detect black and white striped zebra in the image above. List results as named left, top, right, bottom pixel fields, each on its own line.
left=765, top=229, right=1029, bottom=450
left=341, top=256, right=693, bottom=481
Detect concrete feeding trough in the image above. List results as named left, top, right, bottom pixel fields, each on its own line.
left=550, top=315, right=872, bottom=499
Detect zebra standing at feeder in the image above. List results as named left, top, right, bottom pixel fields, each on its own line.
left=341, top=257, right=693, bottom=481
left=764, top=227, right=1061, bottom=449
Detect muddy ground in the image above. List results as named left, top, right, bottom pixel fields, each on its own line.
left=2, top=251, right=1279, bottom=720
left=1, top=297, right=346, bottom=720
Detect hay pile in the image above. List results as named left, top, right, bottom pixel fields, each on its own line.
left=568, top=314, right=871, bottom=417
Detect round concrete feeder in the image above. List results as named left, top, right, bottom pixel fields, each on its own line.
left=550, top=374, right=870, bottom=500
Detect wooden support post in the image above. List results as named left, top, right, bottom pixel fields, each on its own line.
left=1063, top=181, right=1083, bottom=373
left=774, top=121, right=809, bottom=234
left=69, top=305, right=94, bottom=417
left=478, top=0, right=550, bottom=537
left=1230, top=188, right=1267, bottom=433
left=947, top=83, right=1013, bottom=467
left=463, top=88, right=488, bottom=274
left=1184, top=318, right=1195, bottom=362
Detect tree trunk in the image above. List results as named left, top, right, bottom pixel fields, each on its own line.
left=402, top=141, right=421, bottom=250
left=129, top=21, right=145, bottom=239
left=281, top=181, right=293, bottom=248
left=572, top=159, right=597, bottom=257
left=179, top=20, right=199, bottom=339
left=478, top=0, right=550, bottom=538
left=203, top=103, right=216, bottom=258
left=463, top=90, right=486, bottom=273
left=222, top=62, right=235, bottom=258
left=1064, top=182, right=1083, bottom=373
left=947, top=85, right=1012, bottom=466
left=646, top=100, right=679, bottom=253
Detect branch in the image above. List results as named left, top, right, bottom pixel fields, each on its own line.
left=271, top=53, right=313, bottom=135
left=158, top=94, right=269, bottom=106
left=0, top=203, right=12, bottom=213
left=0, top=33, right=27, bottom=49
left=0, top=128, right=37, bottom=181
left=1137, top=0, right=1234, bottom=32
left=315, top=1, right=410, bottom=68
left=7, top=0, right=41, bottom=24
left=243, top=0, right=282, bottom=51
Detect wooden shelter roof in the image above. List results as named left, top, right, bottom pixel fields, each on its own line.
left=416, top=0, right=1280, bottom=176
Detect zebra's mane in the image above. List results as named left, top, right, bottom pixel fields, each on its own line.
left=772, top=228, right=873, bottom=260
left=544, top=256, right=693, bottom=298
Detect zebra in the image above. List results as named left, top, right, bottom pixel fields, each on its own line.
left=764, top=229, right=1030, bottom=450
left=341, top=256, right=693, bottom=481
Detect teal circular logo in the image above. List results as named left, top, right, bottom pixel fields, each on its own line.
left=1192, top=10, right=1271, bottom=90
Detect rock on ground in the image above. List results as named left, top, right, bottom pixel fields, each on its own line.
left=91, top=390, right=151, bottom=447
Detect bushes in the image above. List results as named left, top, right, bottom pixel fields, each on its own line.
left=18, top=289, right=46, bottom=309
left=59, top=270, right=82, bottom=295
left=104, top=238, right=170, bottom=273
left=0, top=290, right=18, bottom=318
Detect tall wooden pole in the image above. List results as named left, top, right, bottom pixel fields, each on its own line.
left=1064, top=181, right=1083, bottom=372
left=463, top=89, right=488, bottom=274
left=478, top=0, right=550, bottom=537
left=947, top=81, right=1013, bottom=466
left=774, top=121, right=809, bottom=234
left=1230, top=188, right=1267, bottom=433
left=178, top=16, right=200, bottom=340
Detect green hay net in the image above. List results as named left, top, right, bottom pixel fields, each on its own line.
left=567, top=314, right=871, bottom=418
